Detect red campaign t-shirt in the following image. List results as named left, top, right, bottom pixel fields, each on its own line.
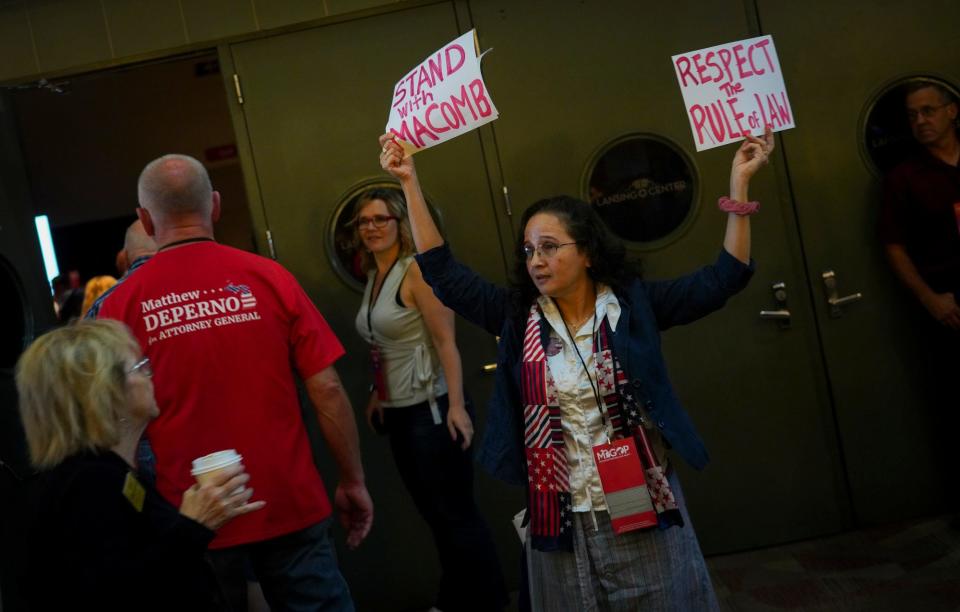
left=98, top=241, right=344, bottom=548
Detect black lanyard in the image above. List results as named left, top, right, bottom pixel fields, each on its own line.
left=366, top=258, right=399, bottom=340
left=556, top=303, right=611, bottom=432
left=157, top=236, right=214, bottom=252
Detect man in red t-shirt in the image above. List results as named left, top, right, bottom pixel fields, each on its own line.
left=98, top=154, right=372, bottom=611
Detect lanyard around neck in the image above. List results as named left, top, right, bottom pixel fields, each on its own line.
left=158, top=236, right=214, bottom=252
left=554, top=301, right=611, bottom=433
left=366, top=258, right=399, bottom=338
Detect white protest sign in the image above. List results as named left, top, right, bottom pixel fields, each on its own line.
left=672, top=35, right=794, bottom=151
left=385, top=29, right=498, bottom=156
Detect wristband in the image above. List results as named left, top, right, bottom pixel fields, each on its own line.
left=718, top=196, right=760, bottom=216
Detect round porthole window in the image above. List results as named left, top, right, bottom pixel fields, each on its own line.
left=583, top=134, right=698, bottom=246
left=862, top=76, right=960, bottom=177
left=0, top=255, right=30, bottom=370
left=326, top=180, right=443, bottom=293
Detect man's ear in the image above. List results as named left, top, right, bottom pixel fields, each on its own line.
left=136, top=207, right=156, bottom=237
left=211, top=191, right=221, bottom=223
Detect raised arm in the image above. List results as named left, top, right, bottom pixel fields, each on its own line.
left=379, top=134, right=443, bottom=253
left=644, top=249, right=754, bottom=330
left=644, top=127, right=773, bottom=328
left=724, top=125, right=775, bottom=264
left=377, top=134, right=512, bottom=336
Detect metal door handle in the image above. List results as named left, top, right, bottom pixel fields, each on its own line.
left=821, top=270, right=863, bottom=317
left=760, top=309, right=791, bottom=320
left=830, top=294, right=862, bottom=307
left=759, top=281, right=791, bottom=329
left=482, top=336, right=500, bottom=373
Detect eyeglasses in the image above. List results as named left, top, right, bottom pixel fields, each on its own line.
left=127, top=357, right=153, bottom=378
left=521, top=242, right=577, bottom=260
left=907, top=103, right=952, bottom=122
left=356, top=215, right=398, bottom=229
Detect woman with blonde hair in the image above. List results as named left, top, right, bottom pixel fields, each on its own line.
left=351, top=187, right=507, bottom=611
left=81, top=274, right=117, bottom=318
left=11, top=319, right=264, bottom=611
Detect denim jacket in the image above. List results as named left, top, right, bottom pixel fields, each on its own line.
left=416, top=244, right=754, bottom=486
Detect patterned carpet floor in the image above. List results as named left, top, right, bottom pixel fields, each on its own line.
left=708, top=515, right=960, bottom=611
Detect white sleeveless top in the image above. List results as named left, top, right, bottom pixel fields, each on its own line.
left=355, top=256, right=447, bottom=421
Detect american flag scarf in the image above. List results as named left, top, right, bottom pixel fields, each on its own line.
left=521, top=303, right=683, bottom=552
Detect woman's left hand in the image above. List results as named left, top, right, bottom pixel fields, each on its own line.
left=447, top=404, right=474, bottom=450
left=731, top=125, right=775, bottom=188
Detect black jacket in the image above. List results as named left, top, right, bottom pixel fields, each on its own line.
left=10, top=450, right=223, bottom=611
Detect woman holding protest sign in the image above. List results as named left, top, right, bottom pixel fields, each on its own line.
left=350, top=187, right=507, bottom=612
left=379, top=125, right=773, bottom=610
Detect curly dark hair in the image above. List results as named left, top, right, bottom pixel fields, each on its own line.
left=510, top=195, right=640, bottom=308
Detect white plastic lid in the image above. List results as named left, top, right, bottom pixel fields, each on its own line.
left=191, top=449, right=242, bottom=475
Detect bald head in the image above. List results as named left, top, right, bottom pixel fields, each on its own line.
left=137, top=154, right=213, bottom=219
left=124, top=220, right=157, bottom=261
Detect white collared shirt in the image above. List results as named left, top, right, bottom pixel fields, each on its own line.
left=536, top=285, right=667, bottom=513
left=537, top=285, right=621, bottom=512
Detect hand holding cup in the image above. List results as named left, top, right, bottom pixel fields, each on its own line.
left=180, top=451, right=265, bottom=530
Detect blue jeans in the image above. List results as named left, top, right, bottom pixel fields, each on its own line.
left=383, top=394, right=508, bottom=612
left=207, top=519, right=353, bottom=612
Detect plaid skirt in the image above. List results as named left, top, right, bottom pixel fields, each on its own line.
left=526, top=470, right=719, bottom=611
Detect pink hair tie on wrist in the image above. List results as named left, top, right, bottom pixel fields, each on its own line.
left=718, top=196, right=760, bottom=216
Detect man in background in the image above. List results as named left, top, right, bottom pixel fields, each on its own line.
left=85, top=219, right=157, bottom=319
left=880, top=81, right=960, bottom=329
left=879, top=80, right=960, bottom=518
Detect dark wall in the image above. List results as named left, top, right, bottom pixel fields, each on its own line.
left=0, top=91, right=56, bottom=477
left=51, top=214, right=137, bottom=282
left=13, top=54, right=256, bottom=253
left=1, top=91, right=58, bottom=612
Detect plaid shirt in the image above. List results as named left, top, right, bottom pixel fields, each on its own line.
left=84, top=255, right=152, bottom=320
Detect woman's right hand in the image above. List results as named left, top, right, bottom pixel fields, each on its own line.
left=379, top=133, right=445, bottom=252
left=179, top=463, right=266, bottom=531
left=379, top=133, right=415, bottom=183
left=366, top=391, right=385, bottom=432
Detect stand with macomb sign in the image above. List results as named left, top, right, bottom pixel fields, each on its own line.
left=385, top=29, right=499, bottom=156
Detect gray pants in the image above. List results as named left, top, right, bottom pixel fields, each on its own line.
left=526, top=471, right=719, bottom=611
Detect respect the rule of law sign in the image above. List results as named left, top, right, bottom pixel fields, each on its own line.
left=385, top=29, right=498, bottom=156
left=672, top=35, right=795, bottom=151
